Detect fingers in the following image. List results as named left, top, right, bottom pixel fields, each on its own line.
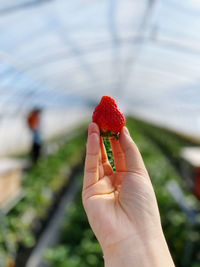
left=119, top=127, right=147, bottom=174
left=83, top=123, right=100, bottom=190
left=110, top=138, right=126, bottom=172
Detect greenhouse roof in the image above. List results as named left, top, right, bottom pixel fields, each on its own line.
left=0, top=0, right=200, bottom=137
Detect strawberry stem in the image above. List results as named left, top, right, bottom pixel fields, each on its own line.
left=103, top=138, right=115, bottom=171
left=100, top=131, right=119, bottom=140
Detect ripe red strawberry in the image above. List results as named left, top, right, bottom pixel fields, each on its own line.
left=92, top=96, right=125, bottom=139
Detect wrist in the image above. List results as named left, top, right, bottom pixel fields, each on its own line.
left=103, top=231, right=175, bottom=267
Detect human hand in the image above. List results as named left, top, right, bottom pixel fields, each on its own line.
left=82, top=122, right=175, bottom=267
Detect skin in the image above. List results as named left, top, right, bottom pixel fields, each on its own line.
left=82, top=122, right=175, bottom=267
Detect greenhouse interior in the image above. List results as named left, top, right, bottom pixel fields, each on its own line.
left=0, top=0, right=200, bottom=266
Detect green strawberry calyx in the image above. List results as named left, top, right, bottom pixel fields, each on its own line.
left=100, top=130, right=119, bottom=140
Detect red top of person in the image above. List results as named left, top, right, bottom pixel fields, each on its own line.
left=27, top=109, right=41, bottom=130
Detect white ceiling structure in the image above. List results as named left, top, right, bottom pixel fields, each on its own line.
left=0, top=0, right=200, bottom=141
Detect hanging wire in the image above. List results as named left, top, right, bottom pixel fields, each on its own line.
left=107, top=0, right=122, bottom=94
left=0, top=0, right=52, bottom=15
left=163, top=0, right=200, bottom=17
left=115, top=0, right=158, bottom=99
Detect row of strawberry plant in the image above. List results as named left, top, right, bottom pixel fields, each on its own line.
left=129, top=118, right=194, bottom=162
left=0, top=125, right=87, bottom=266
left=44, top=118, right=200, bottom=267
left=44, top=173, right=103, bottom=267
left=127, top=118, right=200, bottom=266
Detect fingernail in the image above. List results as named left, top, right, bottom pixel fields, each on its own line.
left=123, top=127, right=130, bottom=136
left=88, top=122, right=99, bottom=136
left=123, top=127, right=135, bottom=143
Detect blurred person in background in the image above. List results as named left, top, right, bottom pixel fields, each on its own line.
left=27, top=107, right=43, bottom=165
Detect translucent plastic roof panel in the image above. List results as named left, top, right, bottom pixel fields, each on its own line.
left=0, top=0, right=200, bottom=138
